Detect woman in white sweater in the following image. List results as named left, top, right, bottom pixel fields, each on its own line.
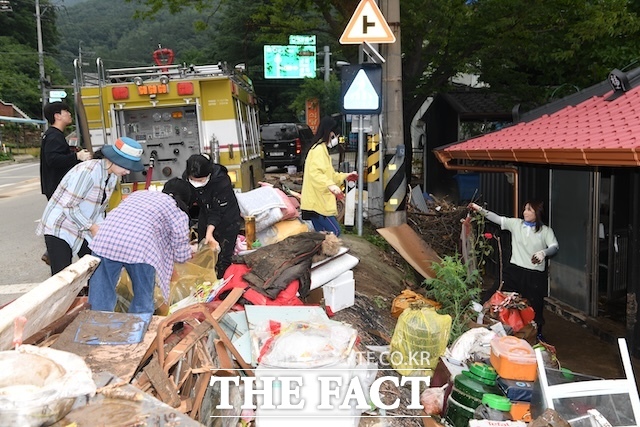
left=469, top=200, right=559, bottom=339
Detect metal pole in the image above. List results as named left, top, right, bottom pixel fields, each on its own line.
left=35, top=0, right=47, bottom=129
left=323, top=45, right=330, bottom=82
left=357, top=114, right=364, bottom=236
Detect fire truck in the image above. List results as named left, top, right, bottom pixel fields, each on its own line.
left=72, top=47, right=264, bottom=202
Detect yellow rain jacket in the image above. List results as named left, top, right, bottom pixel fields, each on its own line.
left=300, top=142, right=347, bottom=216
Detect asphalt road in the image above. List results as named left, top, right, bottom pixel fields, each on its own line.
left=0, top=161, right=51, bottom=287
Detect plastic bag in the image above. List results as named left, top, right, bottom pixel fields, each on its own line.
left=253, top=318, right=357, bottom=368
left=390, top=304, right=452, bottom=376
left=391, top=288, right=442, bottom=318
left=115, top=244, right=218, bottom=314
left=484, top=291, right=535, bottom=332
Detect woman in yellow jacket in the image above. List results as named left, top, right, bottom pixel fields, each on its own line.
left=301, top=116, right=357, bottom=236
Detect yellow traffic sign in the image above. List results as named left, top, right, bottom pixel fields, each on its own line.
left=339, top=0, right=396, bottom=44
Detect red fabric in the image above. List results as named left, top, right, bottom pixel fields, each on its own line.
left=487, top=291, right=535, bottom=333
left=217, top=263, right=304, bottom=306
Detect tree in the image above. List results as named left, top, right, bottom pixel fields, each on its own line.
left=467, top=0, right=640, bottom=107
left=0, top=1, right=63, bottom=118
left=126, top=0, right=640, bottom=122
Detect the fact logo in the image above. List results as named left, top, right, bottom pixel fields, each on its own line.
left=210, top=374, right=430, bottom=411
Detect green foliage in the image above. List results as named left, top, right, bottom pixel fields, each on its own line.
left=467, top=0, right=640, bottom=107
left=423, top=255, right=482, bottom=344
left=0, top=1, right=63, bottom=118
left=469, top=211, right=494, bottom=273
left=289, top=77, right=341, bottom=119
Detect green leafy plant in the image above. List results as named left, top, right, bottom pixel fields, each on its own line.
left=422, top=255, right=482, bottom=344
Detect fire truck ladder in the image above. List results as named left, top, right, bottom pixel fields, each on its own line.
left=74, top=58, right=108, bottom=146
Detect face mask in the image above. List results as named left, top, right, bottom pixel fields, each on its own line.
left=327, top=136, right=339, bottom=148
left=189, top=177, right=210, bottom=188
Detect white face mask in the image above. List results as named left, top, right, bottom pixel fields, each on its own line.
left=327, top=136, right=339, bottom=148
left=189, top=177, right=210, bottom=188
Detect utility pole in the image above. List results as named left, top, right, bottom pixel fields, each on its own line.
left=323, top=45, right=331, bottom=82
left=381, top=0, right=405, bottom=226
left=35, top=0, right=47, bottom=129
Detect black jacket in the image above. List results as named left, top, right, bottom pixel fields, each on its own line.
left=184, top=163, right=241, bottom=238
left=40, top=127, right=78, bottom=199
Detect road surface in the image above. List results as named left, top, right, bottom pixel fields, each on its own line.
left=0, top=161, right=50, bottom=290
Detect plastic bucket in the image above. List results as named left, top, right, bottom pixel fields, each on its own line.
left=287, top=165, right=297, bottom=175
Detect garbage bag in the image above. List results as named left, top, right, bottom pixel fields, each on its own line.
left=115, top=244, right=218, bottom=314
left=390, top=304, right=452, bottom=376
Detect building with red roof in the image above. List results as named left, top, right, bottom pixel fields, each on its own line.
left=433, top=67, right=640, bottom=356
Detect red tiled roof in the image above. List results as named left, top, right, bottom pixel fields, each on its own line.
left=434, top=85, right=640, bottom=166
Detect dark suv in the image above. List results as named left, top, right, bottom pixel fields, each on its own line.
left=260, top=123, right=314, bottom=169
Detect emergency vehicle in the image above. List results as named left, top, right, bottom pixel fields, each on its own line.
left=73, top=47, right=264, bottom=200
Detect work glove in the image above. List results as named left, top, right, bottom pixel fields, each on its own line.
left=328, top=184, right=345, bottom=201
left=532, top=250, right=546, bottom=264
left=346, top=172, right=358, bottom=182
left=76, top=149, right=92, bottom=162
left=468, top=202, right=482, bottom=212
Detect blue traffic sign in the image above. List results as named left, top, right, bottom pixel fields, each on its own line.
left=340, top=64, right=382, bottom=114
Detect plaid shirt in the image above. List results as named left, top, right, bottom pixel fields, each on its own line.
left=89, top=190, right=191, bottom=301
left=37, top=159, right=116, bottom=254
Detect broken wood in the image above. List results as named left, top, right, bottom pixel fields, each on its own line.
left=143, top=357, right=181, bottom=408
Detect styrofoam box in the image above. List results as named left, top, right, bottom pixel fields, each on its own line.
left=322, top=272, right=355, bottom=313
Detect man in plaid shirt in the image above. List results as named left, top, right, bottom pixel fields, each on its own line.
left=88, top=178, right=193, bottom=313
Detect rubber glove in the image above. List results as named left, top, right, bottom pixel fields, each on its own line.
left=532, top=250, right=546, bottom=264
left=346, top=172, right=358, bottom=182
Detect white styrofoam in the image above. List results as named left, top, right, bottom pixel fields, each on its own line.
left=322, top=278, right=355, bottom=313
left=310, top=253, right=359, bottom=290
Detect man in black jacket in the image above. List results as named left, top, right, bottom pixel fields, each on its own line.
left=39, top=102, right=91, bottom=264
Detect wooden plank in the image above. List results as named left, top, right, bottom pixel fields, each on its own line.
left=377, top=223, right=442, bottom=279
left=163, top=322, right=211, bottom=372
left=51, top=311, right=162, bottom=382
left=22, top=300, right=90, bottom=346
left=0, top=255, right=99, bottom=351
left=143, top=357, right=181, bottom=408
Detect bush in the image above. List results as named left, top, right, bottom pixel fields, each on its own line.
left=422, top=254, right=482, bottom=344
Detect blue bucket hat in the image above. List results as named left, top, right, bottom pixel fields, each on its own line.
left=102, top=137, right=144, bottom=172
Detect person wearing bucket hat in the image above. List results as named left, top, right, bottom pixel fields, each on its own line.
left=37, top=137, right=144, bottom=276
left=101, top=137, right=145, bottom=172
left=88, top=177, right=192, bottom=313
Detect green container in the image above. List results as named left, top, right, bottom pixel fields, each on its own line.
left=445, top=395, right=475, bottom=427
left=468, top=362, right=498, bottom=385
left=455, top=373, right=501, bottom=400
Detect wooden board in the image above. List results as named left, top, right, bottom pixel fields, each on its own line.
left=0, top=255, right=99, bottom=351
left=52, top=311, right=162, bottom=382
left=52, top=371, right=202, bottom=427
left=377, top=223, right=442, bottom=279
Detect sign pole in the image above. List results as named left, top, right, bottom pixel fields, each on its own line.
left=357, top=114, right=365, bottom=236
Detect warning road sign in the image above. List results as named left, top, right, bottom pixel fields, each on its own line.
left=340, top=0, right=396, bottom=44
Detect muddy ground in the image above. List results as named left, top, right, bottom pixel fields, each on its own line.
left=330, top=233, right=429, bottom=427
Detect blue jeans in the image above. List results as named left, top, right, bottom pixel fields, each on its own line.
left=89, top=255, right=156, bottom=313
left=310, top=215, right=341, bottom=236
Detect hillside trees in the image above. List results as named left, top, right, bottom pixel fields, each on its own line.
left=0, top=0, right=62, bottom=118
left=125, top=0, right=640, bottom=121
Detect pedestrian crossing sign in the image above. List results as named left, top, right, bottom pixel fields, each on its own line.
left=341, top=64, right=382, bottom=115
